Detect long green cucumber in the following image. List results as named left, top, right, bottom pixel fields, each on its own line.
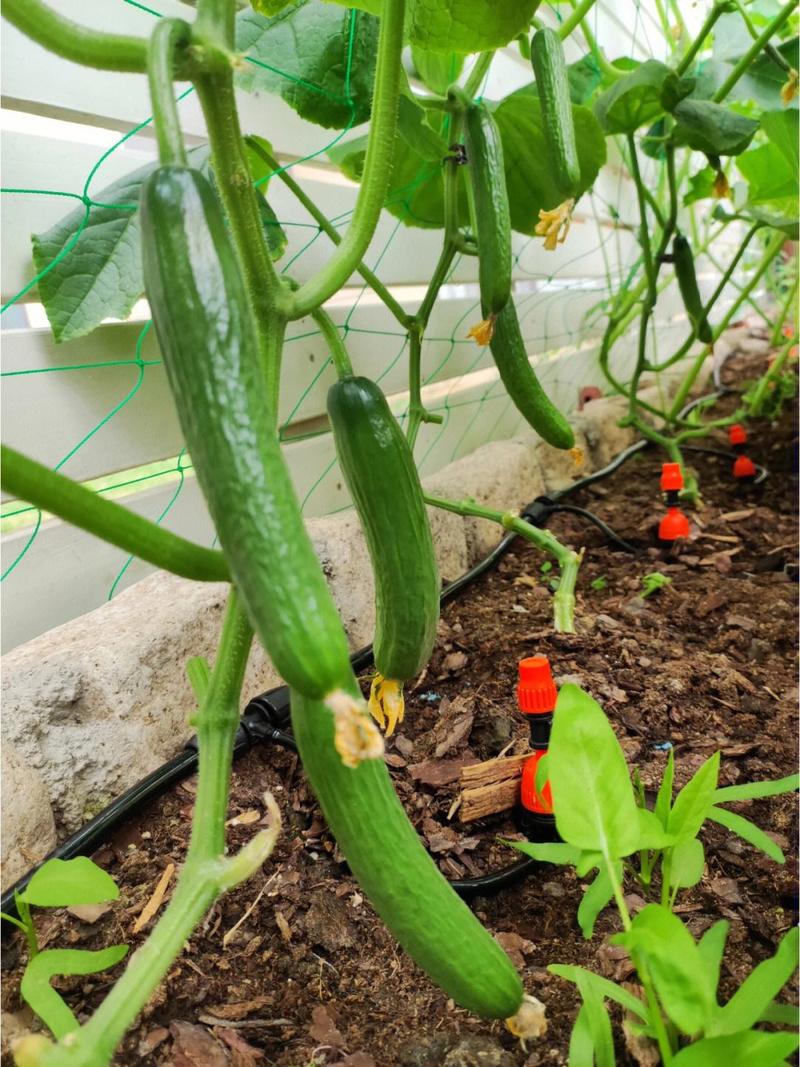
left=327, top=376, right=439, bottom=734
left=673, top=233, right=713, bottom=344
left=291, top=686, right=524, bottom=1018
left=140, top=165, right=352, bottom=700
left=490, top=298, right=575, bottom=450
left=531, top=28, right=581, bottom=198
left=465, top=103, right=512, bottom=324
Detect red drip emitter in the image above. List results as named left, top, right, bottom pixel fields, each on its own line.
left=728, top=424, right=757, bottom=481
left=517, top=656, right=558, bottom=839
left=658, top=463, right=691, bottom=542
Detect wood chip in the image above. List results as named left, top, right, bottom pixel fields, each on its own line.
left=205, top=997, right=275, bottom=1022
left=719, top=508, right=755, bottom=522
left=274, top=911, right=292, bottom=943
left=226, top=810, right=262, bottom=827
left=460, top=752, right=530, bottom=789
left=222, top=873, right=276, bottom=948
left=132, top=862, right=175, bottom=934
left=67, top=902, right=112, bottom=923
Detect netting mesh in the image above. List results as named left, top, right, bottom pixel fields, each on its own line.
left=1, top=0, right=672, bottom=645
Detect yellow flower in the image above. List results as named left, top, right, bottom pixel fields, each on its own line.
left=325, top=689, right=384, bottom=768
left=712, top=169, right=730, bottom=200
left=535, top=197, right=575, bottom=251
left=368, top=674, right=405, bottom=736
left=781, top=68, right=798, bottom=106
left=467, top=315, right=495, bottom=346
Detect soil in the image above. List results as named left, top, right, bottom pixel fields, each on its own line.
left=2, top=340, right=798, bottom=1067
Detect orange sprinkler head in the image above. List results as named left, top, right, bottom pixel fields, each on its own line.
left=517, top=656, right=558, bottom=715
left=520, top=751, right=554, bottom=815
left=728, top=424, right=748, bottom=447
left=733, top=455, right=757, bottom=479
left=660, top=462, right=684, bottom=492
left=659, top=506, right=691, bottom=542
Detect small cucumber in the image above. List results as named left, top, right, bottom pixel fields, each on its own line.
left=531, top=27, right=581, bottom=198
left=465, top=103, right=512, bottom=321
left=490, top=298, right=575, bottom=451
left=328, top=376, right=439, bottom=733
left=140, top=166, right=352, bottom=700
left=673, top=234, right=713, bottom=344
left=291, top=685, right=524, bottom=1018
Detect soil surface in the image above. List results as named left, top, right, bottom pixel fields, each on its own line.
left=2, top=340, right=798, bottom=1066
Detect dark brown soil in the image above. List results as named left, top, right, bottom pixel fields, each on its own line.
left=2, top=344, right=798, bottom=1067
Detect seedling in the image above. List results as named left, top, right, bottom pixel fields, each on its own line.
left=0, top=857, right=127, bottom=1039
left=590, top=575, right=608, bottom=591
left=640, top=571, right=672, bottom=598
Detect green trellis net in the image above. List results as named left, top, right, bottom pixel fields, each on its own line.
left=0, top=0, right=664, bottom=642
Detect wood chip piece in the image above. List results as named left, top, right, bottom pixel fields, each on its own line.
left=226, top=810, right=262, bottom=827
left=132, top=862, right=175, bottom=934
left=205, top=997, right=275, bottom=1022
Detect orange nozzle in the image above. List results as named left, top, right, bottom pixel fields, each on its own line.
left=733, top=455, right=757, bottom=479
left=520, top=751, right=553, bottom=814
left=517, top=656, right=557, bottom=715
left=728, top=424, right=748, bottom=446
left=659, top=506, right=690, bottom=541
left=660, top=462, right=684, bottom=492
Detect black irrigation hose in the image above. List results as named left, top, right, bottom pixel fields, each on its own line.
left=1, top=391, right=770, bottom=919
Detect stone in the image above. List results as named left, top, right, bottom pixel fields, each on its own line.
left=1, top=743, right=56, bottom=890
left=571, top=393, right=636, bottom=469
left=535, top=427, right=590, bottom=494
left=443, top=1035, right=517, bottom=1067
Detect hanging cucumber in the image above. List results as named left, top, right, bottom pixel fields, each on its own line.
left=328, top=376, right=439, bottom=735
left=490, top=297, right=575, bottom=451
left=673, top=233, right=713, bottom=344
left=140, top=166, right=354, bottom=703
left=531, top=27, right=580, bottom=198
left=291, top=686, right=541, bottom=1026
left=464, top=103, right=512, bottom=344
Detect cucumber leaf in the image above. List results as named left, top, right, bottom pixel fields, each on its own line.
left=236, top=1, right=379, bottom=129
left=672, top=100, right=759, bottom=156
left=594, top=60, right=674, bottom=134
left=410, top=46, right=463, bottom=94
left=21, top=857, right=118, bottom=908
left=397, top=89, right=449, bottom=161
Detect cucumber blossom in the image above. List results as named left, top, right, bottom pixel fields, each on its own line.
left=140, top=166, right=353, bottom=701
left=673, top=234, right=713, bottom=344
left=327, top=376, right=439, bottom=734
left=531, top=27, right=581, bottom=198
left=464, top=103, right=512, bottom=342
left=490, top=298, right=575, bottom=450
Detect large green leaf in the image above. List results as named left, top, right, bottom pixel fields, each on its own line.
left=410, top=45, right=463, bottom=94
left=700, top=20, right=799, bottom=111
left=672, top=1031, right=800, bottom=1066
left=494, top=87, right=606, bottom=234
left=397, top=87, right=449, bottom=161
left=709, top=927, right=799, bottom=1037
left=21, top=945, right=128, bottom=1039
left=20, top=857, right=118, bottom=908
left=236, top=1, right=378, bottom=129
left=594, top=60, right=674, bottom=134
left=548, top=684, right=641, bottom=857
left=614, top=905, right=714, bottom=1036
left=32, top=143, right=285, bottom=343
left=672, top=99, right=758, bottom=156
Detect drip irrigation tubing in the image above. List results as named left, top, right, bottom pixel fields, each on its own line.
left=1, top=388, right=770, bottom=919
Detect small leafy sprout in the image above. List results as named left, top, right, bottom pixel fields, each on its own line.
left=640, top=571, right=672, bottom=598
left=0, top=857, right=126, bottom=1039
left=590, top=575, right=608, bottom=591
left=540, top=560, right=553, bottom=574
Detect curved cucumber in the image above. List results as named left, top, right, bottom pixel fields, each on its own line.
left=673, top=234, right=713, bottom=344
left=291, top=686, right=524, bottom=1018
left=531, top=27, right=581, bottom=198
left=490, top=298, right=575, bottom=450
left=328, top=377, right=439, bottom=683
left=465, top=103, right=512, bottom=320
left=140, top=166, right=352, bottom=700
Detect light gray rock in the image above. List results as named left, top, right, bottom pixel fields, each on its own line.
left=2, top=743, right=56, bottom=890
left=572, top=393, right=636, bottom=468
left=536, top=426, right=590, bottom=493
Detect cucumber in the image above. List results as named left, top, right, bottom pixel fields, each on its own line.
left=673, top=233, right=713, bottom=344
left=291, top=686, right=524, bottom=1018
left=490, top=298, right=575, bottom=450
left=465, top=103, right=512, bottom=328
left=328, top=376, right=439, bottom=734
left=531, top=27, right=581, bottom=198
left=140, top=165, right=352, bottom=700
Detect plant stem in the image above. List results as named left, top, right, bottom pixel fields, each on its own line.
left=311, top=306, right=354, bottom=379
left=424, top=494, right=582, bottom=633
left=2, top=0, right=149, bottom=72
left=289, top=0, right=406, bottom=320
left=462, top=51, right=494, bottom=98
left=747, top=333, right=796, bottom=416
left=194, top=70, right=287, bottom=412
left=40, top=594, right=281, bottom=1067
left=732, top=0, right=794, bottom=74
left=147, top=19, right=191, bottom=168
left=771, top=274, right=799, bottom=345
left=195, top=0, right=235, bottom=48
left=573, top=14, right=622, bottom=81
left=1, top=445, right=229, bottom=582
left=675, top=2, right=725, bottom=75
left=558, top=0, right=600, bottom=40
left=713, top=0, right=797, bottom=102
left=243, top=138, right=411, bottom=330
